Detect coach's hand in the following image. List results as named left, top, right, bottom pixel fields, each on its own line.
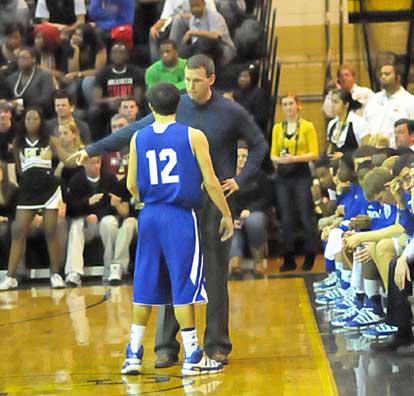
left=219, top=216, right=234, bottom=242
left=221, top=178, right=239, bottom=198
left=67, top=149, right=90, bottom=166
left=395, top=255, right=412, bottom=291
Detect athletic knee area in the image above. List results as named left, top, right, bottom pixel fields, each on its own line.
left=375, top=238, right=395, bottom=256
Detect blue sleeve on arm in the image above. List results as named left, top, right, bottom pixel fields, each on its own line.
left=233, top=105, right=268, bottom=187
left=399, top=209, right=414, bottom=235
left=118, top=0, right=135, bottom=25
left=86, top=114, right=154, bottom=157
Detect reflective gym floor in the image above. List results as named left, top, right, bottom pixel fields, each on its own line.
left=0, top=257, right=412, bottom=395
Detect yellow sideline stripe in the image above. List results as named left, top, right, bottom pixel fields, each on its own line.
left=297, top=278, right=339, bottom=396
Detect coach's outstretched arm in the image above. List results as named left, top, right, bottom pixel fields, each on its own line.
left=126, top=132, right=140, bottom=202
left=190, top=128, right=233, bottom=242
left=67, top=114, right=155, bottom=165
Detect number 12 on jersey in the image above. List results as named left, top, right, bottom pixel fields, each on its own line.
left=146, top=148, right=180, bottom=185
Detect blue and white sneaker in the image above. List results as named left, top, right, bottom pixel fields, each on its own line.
left=342, top=307, right=384, bottom=331
left=315, top=283, right=351, bottom=305
left=121, top=344, right=143, bottom=374
left=330, top=306, right=361, bottom=327
left=362, top=323, right=398, bottom=340
left=331, top=292, right=364, bottom=314
left=182, top=347, right=223, bottom=376
left=313, top=272, right=338, bottom=293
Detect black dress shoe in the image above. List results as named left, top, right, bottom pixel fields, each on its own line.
left=229, top=268, right=244, bottom=281
left=302, top=254, right=315, bottom=271
left=154, top=353, right=179, bottom=368
left=370, top=333, right=414, bottom=352
left=209, top=351, right=229, bottom=365
left=280, top=254, right=296, bottom=272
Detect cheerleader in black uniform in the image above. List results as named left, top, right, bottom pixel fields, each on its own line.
left=0, top=107, right=69, bottom=290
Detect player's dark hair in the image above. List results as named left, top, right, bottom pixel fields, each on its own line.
left=146, top=83, right=180, bottom=116
left=393, top=153, right=414, bottom=177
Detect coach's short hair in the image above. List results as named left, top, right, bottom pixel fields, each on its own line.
left=186, top=54, right=215, bottom=77
left=362, top=167, right=393, bottom=202
left=146, top=82, right=180, bottom=115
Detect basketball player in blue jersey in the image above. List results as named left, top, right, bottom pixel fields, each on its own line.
left=122, top=82, right=234, bottom=376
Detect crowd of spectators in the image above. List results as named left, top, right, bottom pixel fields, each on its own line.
left=2, top=3, right=414, bottom=354
left=0, top=0, right=268, bottom=290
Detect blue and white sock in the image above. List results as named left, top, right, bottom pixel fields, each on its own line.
left=181, top=328, right=199, bottom=358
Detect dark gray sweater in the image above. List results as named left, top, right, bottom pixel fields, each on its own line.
left=87, top=91, right=268, bottom=187
left=7, top=67, right=55, bottom=115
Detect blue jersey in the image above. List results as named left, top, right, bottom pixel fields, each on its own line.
left=366, top=202, right=397, bottom=230
left=135, top=122, right=203, bottom=209
left=340, top=183, right=367, bottom=221
left=398, top=192, right=414, bottom=236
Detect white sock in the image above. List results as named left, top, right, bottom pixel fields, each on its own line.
left=364, top=279, right=381, bottom=298
left=181, top=328, right=199, bottom=358
left=130, top=324, right=145, bottom=353
left=351, top=261, right=364, bottom=292
left=335, top=261, right=344, bottom=272
left=341, top=269, right=352, bottom=284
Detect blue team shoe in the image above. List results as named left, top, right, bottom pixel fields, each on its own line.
left=121, top=344, right=144, bottom=375
left=181, top=347, right=223, bottom=376
left=313, top=272, right=338, bottom=293
left=330, top=306, right=361, bottom=327
left=315, top=283, right=352, bottom=305
left=342, top=307, right=384, bottom=331
left=342, top=296, right=385, bottom=331
left=331, top=292, right=364, bottom=314
left=362, top=323, right=398, bottom=340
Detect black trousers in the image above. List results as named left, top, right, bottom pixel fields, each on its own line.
left=385, top=256, right=414, bottom=330
left=154, top=194, right=232, bottom=356
left=273, top=174, right=318, bottom=255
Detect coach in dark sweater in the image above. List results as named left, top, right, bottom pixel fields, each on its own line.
left=73, top=55, right=268, bottom=366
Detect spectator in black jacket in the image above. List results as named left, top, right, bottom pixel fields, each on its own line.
left=232, top=65, right=269, bottom=135
left=229, top=142, right=272, bottom=279
left=64, top=156, right=129, bottom=287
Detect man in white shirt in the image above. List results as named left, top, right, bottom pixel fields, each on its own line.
left=364, top=64, right=414, bottom=148
left=322, top=64, right=374, bottom=118
left=169, top=0, right=237, bottom=66
left=149, top=0, right=216, bottom=62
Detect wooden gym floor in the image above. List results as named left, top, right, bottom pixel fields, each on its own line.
left=0, top=255, right=340, bottom=396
